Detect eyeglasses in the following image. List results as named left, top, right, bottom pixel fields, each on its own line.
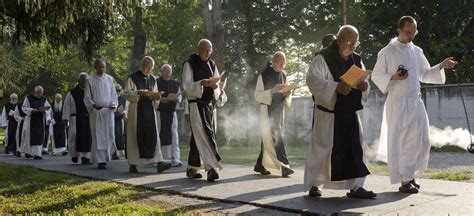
left=401, top=29, right=418, bottom=36
left=345, top=40, right=360, bottom=47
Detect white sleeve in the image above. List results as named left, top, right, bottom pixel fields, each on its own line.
left=371, top=50, right=393, bottom=94
left=0, top=107, right=6, bottom=127
left=124, top=101, right=129, bottom=119
left=22, top=97, right=34, bottom=116
left=361, top=61, right=370, bottom=103
left=306, top=55, right=338, bottom=110
left=62, top=92, right=73, bottom=121
left=110, top=77, right=118, bottom=107
left=122, top=78, right=140, bottom=103
left=84, top=77, right=95, bottom=112
left=255, top=75, right=273, bottom=105
left=419, top=49, right=446, bottom=84
left=183, top=62, right=204, bottom=99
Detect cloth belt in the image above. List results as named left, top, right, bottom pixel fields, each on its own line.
left=188, top=99, right=214, bottom=106
left=316, top=105, right=334, bottom=113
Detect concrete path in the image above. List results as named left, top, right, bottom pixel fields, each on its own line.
left=1, top=154, right=473, bottom=215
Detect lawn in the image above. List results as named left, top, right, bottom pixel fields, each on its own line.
left=0, top=162, right=186, bottom=214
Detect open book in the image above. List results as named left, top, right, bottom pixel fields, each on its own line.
left=339, top=65, right=369, bottom=88
left=279, top=83, right=298, bottom=93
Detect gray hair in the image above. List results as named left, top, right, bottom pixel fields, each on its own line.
left=34, top=86, right=44, bottom=92
left=10, top=93, right=18, bottom=99
left=78, top=72, right=88, bottom=79
left=198, top=39, right=212, bottom=49
left=161, top=64, right=172, bottom=71
left=141, top=56, right=155, bottom=68
left=272, top=51, right=286, bottom=62
left=336, top=25, right=359, bottom=40
left=54, top=93, right=62, bottom=98
left=115, top=84, right=123, bottom=91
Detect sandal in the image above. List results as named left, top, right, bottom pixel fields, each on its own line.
left=347, top=187, right=377, bottom=199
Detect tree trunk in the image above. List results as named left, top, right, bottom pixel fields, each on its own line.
left=129, top=6, right=146, bottom=74
left=200, top=0, right=225, bottom=72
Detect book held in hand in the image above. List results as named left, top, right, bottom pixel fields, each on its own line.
left=279, top=83, right=298, bottom=93
left=339, top=65, right=369, bottom=88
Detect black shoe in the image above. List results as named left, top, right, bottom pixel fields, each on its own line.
left=254, top=167, right=271, bottom=175
left=42, top=151, right=49, bottom=155
left=399, top=183, right=418, bottom=194
left=157, top=162, right=172, bottom=173
left=129, top=165, right=138, bottom=173
left=25, top=154, right=32, bottom=158
left=281, top=167, right=294, bottom=177
left=207, top=168, right=219, bottom=182
left=71, top=157, right=78, bottom=163
left=16, top=151, right=21, bottom=157
left=33, top=156, right=43, bottom=160
left=5, top=149, right=9, bottom=154
left=81, top=157, right=92, bottom=165
left=410, top=179, right=420, bottom=189
left=347, top=187, right=377, bottom=199
left=186, top=168, right=203, bottom=179
left=112, top=154, right=120, bottom=160
left=97, top=163, right=106, bottom=169
left=309, top=186, right=322, bottom=197
left=62, top=151, right=69, bottom=156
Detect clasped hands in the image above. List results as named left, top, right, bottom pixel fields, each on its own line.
left=271, top=84, right=292, bottom=97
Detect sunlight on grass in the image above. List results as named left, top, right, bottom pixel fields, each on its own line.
left=422, top=170, right=472, bottom=181
left=0, top=162, right=185, bottom=214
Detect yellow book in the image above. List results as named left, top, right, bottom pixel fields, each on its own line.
left=339, top=65, right=369, bottom=88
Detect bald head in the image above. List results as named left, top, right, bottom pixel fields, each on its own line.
left=336, top=25, right=360, bottom=57
left=271, top=51, right=286, bottom=72
left=337, top=25, right=359, bottom=41
left=197, top=39, right=213, bottom=61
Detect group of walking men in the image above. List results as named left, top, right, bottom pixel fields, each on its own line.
left=2, top=15, right=459, bottom=199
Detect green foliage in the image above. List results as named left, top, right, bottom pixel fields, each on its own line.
left=0, top=162, right=180, bottom=214
left=430, top=145, right=466, bottom=153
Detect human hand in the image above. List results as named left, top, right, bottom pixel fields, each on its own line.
left=356, top=81, right=368, bottom=92
left=93, top=104, right=103, bottom=110
left=271, top=84, right=284, bottom=94
left=440, top=57, right=457, bottom=69
left=336, top=82, right=352, bottom=95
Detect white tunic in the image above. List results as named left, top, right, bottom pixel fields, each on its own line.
left=254, top=74, right=292, bottom=171
left=304, top=54, right=369, bottom=191
left=182, top=61, right=227, bottom=171
left=84, top=73, right=118, bottom=163
left=122, top=75, right=163, bottom=165
left=62, top=90, right=90, bottom=158
left=372, top=38, right=445, bottom=184
left=20, top=97, right=51, bottom=157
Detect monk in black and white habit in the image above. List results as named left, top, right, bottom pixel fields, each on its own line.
left=84, top=59, right=118, bottom=169
left=62, top=72, right=92, bottom=164
left=111, top=84, right=127, bottom=160
left=156, top=64, right=183, bottom=167
left=13, top=100, right=27, bottom=158
left=51, top=93, right=68, bottom=156
left=20, top=85, right=51, bottom=160
left=123, top=56, right=172, bottom=173
left=254, top=51, right=295, bottom=177
left=304, top=25, right=376, bottom=199
left=183, top=39, right=227, bottom=182
left=1, top=93, right=19, bottom=155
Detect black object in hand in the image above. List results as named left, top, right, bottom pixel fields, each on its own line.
left=398, top=64, right=408, bottom=77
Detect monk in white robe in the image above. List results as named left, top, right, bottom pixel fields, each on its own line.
left=84, top=59, right=118, bottom=169
left=183, top=39, right=227, bottom=182
left=156, top=64, right=183, bottom=167
left=1, top=93, right=19, bottom=155
left=123, top=56, right=172, bottom=173
left=304, top=25, right=376, bottom=199
left=254, top=51, right=294, bottom=177
left=62, top=72, right=92, bottom=164
left=20, top=86, right=51, bottom=160
left=372, top=16, right=457, bottom=193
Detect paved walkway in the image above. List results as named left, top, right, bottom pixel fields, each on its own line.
left=1, top=154, right=473, bottom=215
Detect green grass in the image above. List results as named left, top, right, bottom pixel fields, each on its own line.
left=0, top=162, right=186, bottom=215
left=0, top=128, right=4, bottom=146
left=430, top=145, right=466, bottom=152
left=422, top=170, right=472, bottom=181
